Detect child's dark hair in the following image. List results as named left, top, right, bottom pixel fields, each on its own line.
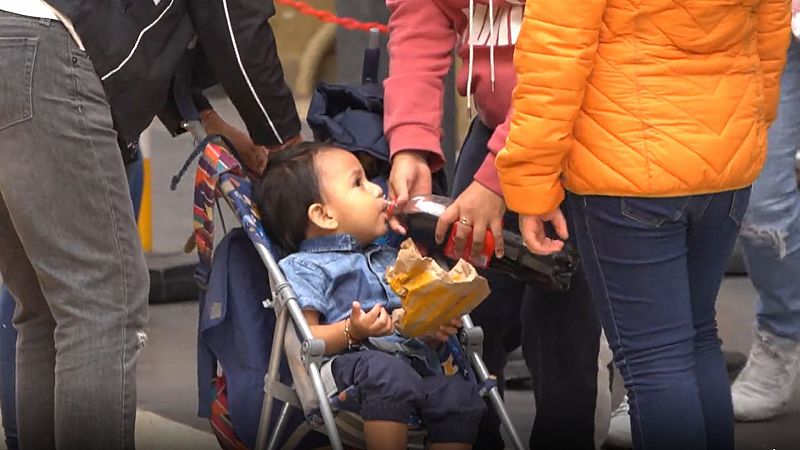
left=255, top=141, right=332, bottom=253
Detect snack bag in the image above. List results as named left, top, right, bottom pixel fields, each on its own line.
left=386, top=239, right=490, bottom=337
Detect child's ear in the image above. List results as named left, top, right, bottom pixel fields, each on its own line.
left=308, top=203, right=338, bottom=231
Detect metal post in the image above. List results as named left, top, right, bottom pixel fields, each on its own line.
left=309, top=363, right=343, bottom=450
left=461, top=316, right=525, bottom=450
left=265, top=402, right=293, bottom=450
left=255, top=305, right=290, bottom=450
left=335, top=0, right=389, bottom=84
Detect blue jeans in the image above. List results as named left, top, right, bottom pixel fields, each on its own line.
left=455, top=119, right=606, bottom=450
left=740, top=39, right=800, bottom=342
left=567, top=188, right=750, bottom=450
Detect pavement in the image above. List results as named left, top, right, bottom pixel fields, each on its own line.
left=1, top=94, right=797, bottom=449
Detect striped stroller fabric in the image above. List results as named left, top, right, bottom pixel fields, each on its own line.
left=209, top=375, right=250, bottom=450
left=172, top=135, right=277, bottom=285
left=192, top=139, right=245, bottom=272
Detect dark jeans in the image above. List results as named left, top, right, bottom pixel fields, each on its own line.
left=454, top=119, right=605, bottom=450
left=0, top=289, right=16, bottom=450
left=567, top=188, right=750, bottom=450
left=331, top=350, right=486, bottom=444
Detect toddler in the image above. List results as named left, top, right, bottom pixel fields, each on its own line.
left=255, top=142, right=486, bottom=450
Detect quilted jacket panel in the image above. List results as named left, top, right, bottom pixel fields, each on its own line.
left=497, top=0, right=791, bottom=215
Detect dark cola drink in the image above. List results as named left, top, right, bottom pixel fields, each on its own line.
left=388, top=195, right=579, bottom=292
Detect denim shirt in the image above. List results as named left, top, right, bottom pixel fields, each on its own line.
left=278, top=234, right=442, bottom=375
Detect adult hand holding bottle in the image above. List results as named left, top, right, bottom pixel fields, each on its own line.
left=434, top=181, right=506, bottom=261
left=389, top=151, right=506, bottom=261
left=388, top=150, right=433, bottom=235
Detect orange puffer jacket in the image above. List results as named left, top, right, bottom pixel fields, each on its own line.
left=496, top=0, right=791, bottom=216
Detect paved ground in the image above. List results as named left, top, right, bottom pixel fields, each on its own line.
left=132, top=279, right=800, bottom=450
left=128, top=96, right=800, bottom=449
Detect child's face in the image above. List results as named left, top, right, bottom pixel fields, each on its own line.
left=316, top=149, right=389, bottom=245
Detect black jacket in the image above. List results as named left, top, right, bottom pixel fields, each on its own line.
left=46, top=0, right=300, bottom=153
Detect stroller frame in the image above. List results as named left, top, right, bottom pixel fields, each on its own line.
left=252, top=237, right=526, bottom=450
left=173, top=44, right=524, bottom=450
left=180, top=118, right=526, bottom=450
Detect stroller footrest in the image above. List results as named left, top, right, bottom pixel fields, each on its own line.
left=265, top=379, right=302, bottom=409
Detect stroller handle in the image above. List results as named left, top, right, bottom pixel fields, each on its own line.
left=361, top=28, right=381, bottom=85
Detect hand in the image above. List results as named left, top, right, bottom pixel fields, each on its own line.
left=435, top=181, right=506, bottom=260
left=794, top=0, right=800, bottom=13
left=349, top=301, right=394, bottom=339
left=423, top=318, right=463, bottom=346
left=388, top=151, right=433, bottom=234
left=519, top=209, right=569, bottom=255
left=266, top=134, right=302, bottom=155
left=200, top=109, right=269, bottom=175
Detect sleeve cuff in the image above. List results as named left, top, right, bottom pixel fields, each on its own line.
left=387, top=124, right=446, bottom=172
left=500, top=180, right=565, bottom=216
left=474, top=153, right=503, bottom=196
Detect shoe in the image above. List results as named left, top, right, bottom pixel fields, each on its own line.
left=604, top=395, right=632, bottom=449
left=724, top=350, right=748, bottom=381
left=731, top=328, right=800, bottom=422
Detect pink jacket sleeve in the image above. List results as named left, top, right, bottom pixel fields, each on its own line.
left=384, top=0, right=457, bottom=172
left=474, top=111, right=511, bottom=196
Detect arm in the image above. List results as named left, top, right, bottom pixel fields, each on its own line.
left=304, top=302, right=394, bottom=356
left=280, top=260, right=393, bottom=356
left=189, top=0, right=301, bottom=147
left=757, top=0, right=792, bottom=125
left=384, top=0, right=457, bottom=172
left=303, top=311, right=352, bottom=356
left=496, top=0, right=606, bottom=216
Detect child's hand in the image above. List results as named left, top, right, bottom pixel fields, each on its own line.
left=426, top=318, right=463, bottom=345
left=350, top=301, right=395, bottom=339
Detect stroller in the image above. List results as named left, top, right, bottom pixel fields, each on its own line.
left=176, top=34, right=526, bottom=450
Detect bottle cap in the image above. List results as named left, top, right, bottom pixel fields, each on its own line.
left=386, top=198, right=398, bottom=216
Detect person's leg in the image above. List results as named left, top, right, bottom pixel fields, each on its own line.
left=0, top=186, right=57, bottom=450
left=734, top=39, right=800, bottom=421
left=567, top=193, right=708, bottom=450
left=418, top=374, right=485, bottom=447
left=461, top=271, right=522, bottom=449
left=0, top=154, right=142, bottom=450
left=686, top=189, right=750, bottom=450
left=330, top=351, right=428, bottom=449
left=451, top=117, right=525, bottom=449
left=0, top=287, right=18, bottom=450
left=0, top=14, right=148, bottom=449
left=521, top=267, right=606, bottom=450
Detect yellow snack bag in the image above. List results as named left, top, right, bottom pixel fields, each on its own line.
left=385, top=239, right=490, bottom=337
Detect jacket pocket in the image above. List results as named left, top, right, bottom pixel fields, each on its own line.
left=620, top=196, right=691, bottom=228
left=0, top=37, right=37, bottom=131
